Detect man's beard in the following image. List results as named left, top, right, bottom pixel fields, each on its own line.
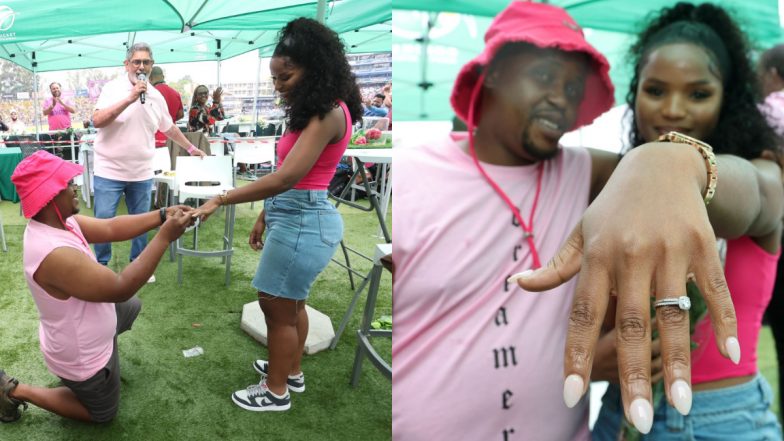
left=521, top=131, right=559, bottom=161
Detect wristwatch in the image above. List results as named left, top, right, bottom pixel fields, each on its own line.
left=657, top=131, right=718, bottom=205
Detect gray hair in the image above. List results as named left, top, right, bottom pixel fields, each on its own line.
left=126, top=42, right=153, bottom=61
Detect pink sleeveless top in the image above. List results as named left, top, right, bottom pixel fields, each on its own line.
left=276, top=101, right=352, bottom=190
left=691, top=236, right=780, bottom=383
left=23, top=217, right=116, bottom=382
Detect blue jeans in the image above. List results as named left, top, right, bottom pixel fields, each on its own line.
left=93, top=176, right=153, bottom=264
left=592, top=374, right=782, bottom=440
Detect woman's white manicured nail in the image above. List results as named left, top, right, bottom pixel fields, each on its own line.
left=562, top=374, right=583, bottom=408
left=725, top=336, right=741, bottom=364
left=670, top=380, right=692, bottom=415
left=507, top=270, right=534, bottom=284
left=629, top=398, right=653, bottom=434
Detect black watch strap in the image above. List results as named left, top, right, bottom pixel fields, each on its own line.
left=159, top=207, right=167, bottom=225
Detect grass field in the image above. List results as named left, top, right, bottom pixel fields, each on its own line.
left=0, top=187, right=391, bottom=441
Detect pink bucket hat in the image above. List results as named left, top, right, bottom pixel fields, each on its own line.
left=11, top=150, right=83, bottom=218
left=451, top=1, right=614, bottom=130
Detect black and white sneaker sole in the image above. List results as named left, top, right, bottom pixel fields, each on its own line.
left=252, top=361, right=305, bottom=393
left=231, top=393, right=291, bottom=412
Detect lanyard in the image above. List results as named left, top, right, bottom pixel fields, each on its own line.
left=466, top=72, right=544, bottom=269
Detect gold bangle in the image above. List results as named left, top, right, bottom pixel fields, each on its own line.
left=657, top=131, right=718, bottom=205
left=219, top=190, right=229, bottom=206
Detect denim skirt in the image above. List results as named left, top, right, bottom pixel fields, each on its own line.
left=592, top=373, right=782, bottom=440
left=252, top=189, right=343, bottom=301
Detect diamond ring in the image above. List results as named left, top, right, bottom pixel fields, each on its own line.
left=653, top=296, right=691, bottom=311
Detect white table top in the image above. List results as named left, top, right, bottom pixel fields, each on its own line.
left=343, top=148, right=392, bottom=163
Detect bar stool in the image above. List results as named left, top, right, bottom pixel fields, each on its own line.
left=173, top=156, right=236, bottom=286
left=350, top=243, right=392, bottom=386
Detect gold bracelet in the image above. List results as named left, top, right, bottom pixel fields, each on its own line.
left=219, top=190, right=229, bottom=206
left=657, top=131, right=718, bottom=205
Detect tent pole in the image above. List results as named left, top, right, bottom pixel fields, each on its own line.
left=216, top=39, right=222, bottom=87
left=253, top=52, right=261, bottom=128
left=32, top=51, right=40, bottom=137
left=316, top=0, right=326, bottom=23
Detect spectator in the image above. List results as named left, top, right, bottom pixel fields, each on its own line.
left=8, top=109, right=25, bottom=134
left=758, top=42, right=784, bottom=425
left=42, top=82, right=75, bottom=130
left=91, top=42, right=206, bottom=281
left=150, top=66, right=184, bottom=148
left=363, top=93, right=389, bottom=117
left=383, top=82, right=392, bottom=130
left=0, top=151, right=193, bottom=423
left=187, top=85, right=225, bottom=134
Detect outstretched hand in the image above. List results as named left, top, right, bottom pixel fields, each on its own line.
left=510, top=143, right=738, bottom=434
left=192, top=197, right=221, bottom=223
left=158, top=208, right=195, bottom=242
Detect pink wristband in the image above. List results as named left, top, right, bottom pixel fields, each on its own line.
left=186, top=144, right=198, bottom=154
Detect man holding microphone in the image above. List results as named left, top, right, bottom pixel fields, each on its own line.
left=91, top=42, right=206, bottom=280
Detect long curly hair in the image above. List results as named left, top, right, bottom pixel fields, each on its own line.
left=272, top=18, right=363, bottom=132
left=625, top=2, right=776, bottom=158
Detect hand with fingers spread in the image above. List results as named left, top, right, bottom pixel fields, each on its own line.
left=512, top=141, right=741, bottom=434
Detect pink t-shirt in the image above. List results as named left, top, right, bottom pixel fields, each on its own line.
left=42, top=97, right=73, bottom=130
left=23, top=217, right=116, bottom=382
left=93, top=76, right=174, bottom=181
left=276, top=101, right=351, bottom=190
left=759, top=90, right=784, bottom=139
left=393, top=133, right=592, bottom=441
left=691, top=236, right=780, bottom=383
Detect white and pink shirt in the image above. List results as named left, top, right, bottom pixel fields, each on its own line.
left=23, top=217, right=116, bottom=382
left=93, top=76, right=173, bottom=181
left=393, top=133, right=592, bottom=441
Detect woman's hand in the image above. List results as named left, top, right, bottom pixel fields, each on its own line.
left=592, top=328, right=663, bottom=385
left=249, top=210, right=266, bottom=251
left=213, top=87, right=223, bottom=104
left=511, top=142, right=737, bottom=433
left=194, top=197, right=221, bottom=222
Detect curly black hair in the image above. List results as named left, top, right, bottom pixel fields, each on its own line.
left=625, top=2, right=777, bottom=159
left=272, top=18, right=363, bottom=132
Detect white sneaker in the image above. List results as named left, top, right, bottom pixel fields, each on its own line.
left=231, top=381, right=291, bottom=412
left=147, top=275, right=156, bottom=284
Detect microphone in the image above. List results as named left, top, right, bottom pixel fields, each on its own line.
left=137, top=73, right=147, bottom=104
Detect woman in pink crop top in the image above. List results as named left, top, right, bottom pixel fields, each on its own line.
left=592, top=4, right=784, bottom=440
left=193, top=18, right=363, bottom=413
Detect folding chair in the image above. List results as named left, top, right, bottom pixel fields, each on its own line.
left=173, top=156, right=236, bottom=286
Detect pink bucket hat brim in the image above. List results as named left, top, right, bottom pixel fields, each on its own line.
left=11, top=150, right=83, bottom=218
left=451, top=2, right=614, bottom=130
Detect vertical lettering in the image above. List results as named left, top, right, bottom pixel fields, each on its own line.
left=513, top=245, right=522, bottom=261
left=511, top=214, right=520, bottom=227
left=495, top=307, right=508, bottom=326
left=502, top=390, right=513, bottom=409
left=502, top=428, right=515, bottom=440
left=493, top=346, right=518, bottom=369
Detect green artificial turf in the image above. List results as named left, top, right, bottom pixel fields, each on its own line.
left=0, top=186, right=391, bottom=440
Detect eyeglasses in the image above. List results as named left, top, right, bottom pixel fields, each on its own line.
left=196, top=92, right=209, bottom=96
left=130, top=59, right=153, bottom=67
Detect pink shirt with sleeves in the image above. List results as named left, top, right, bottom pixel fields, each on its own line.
left=393, top=133, right=592, bottom=441
left=691, top=236, right=780, bottom=384
left=42, top=97, right=73, bottom=130
left=275, top=101, right=352, bottom=190
left=93, top=76, right=174, bottom=181
left=23, top=217, right=116, bottom=382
